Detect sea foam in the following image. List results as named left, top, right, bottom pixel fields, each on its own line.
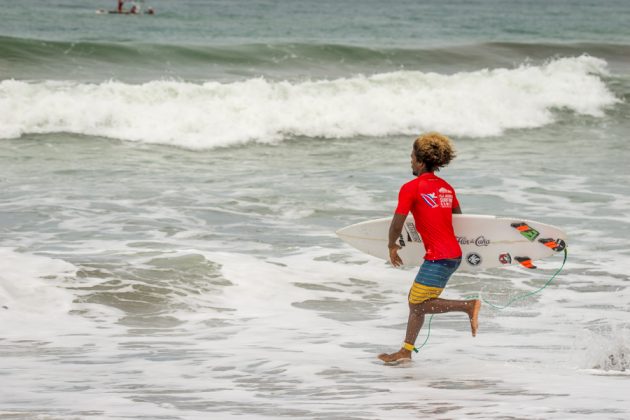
left=1, top=55, right=618, bottom=148
left=0, top=248, right=79, bottom=339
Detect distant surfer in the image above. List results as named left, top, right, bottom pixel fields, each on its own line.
left=112, top=0, right=146, bottom=14
left=378, top=132, right=481, bottom=364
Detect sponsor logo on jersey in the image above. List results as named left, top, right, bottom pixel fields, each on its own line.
left=438, top=187, right=454, bottom=208
left=421, top=193, right=439, bottom=208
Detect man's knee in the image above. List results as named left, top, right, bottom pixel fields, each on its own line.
left=409, top=300, right=432, bottom=314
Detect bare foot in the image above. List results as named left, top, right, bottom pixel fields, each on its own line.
left=469, top=299, right=481, bottom=337
left=378, top=349, right=412, bottom=365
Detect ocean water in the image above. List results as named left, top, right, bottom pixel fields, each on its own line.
left=1, top=0, right=630, bottom=418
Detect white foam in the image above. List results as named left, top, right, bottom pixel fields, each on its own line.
left=2, top=244, right=630, bottom=417
left=573, top=322, right=630, bottom=374
left=0, top=55, right=618, bottom=148
left=0, top=248, right=79, bottom=338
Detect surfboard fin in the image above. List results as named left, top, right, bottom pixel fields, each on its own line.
left=515, top=256, right=537, bottom=269
left=538, top=238, right=566, bottom=252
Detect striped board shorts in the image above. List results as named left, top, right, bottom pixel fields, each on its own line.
left=408, top=257, right=462, bottom=304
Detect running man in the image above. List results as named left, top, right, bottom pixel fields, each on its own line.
left=378, top=132, right=481, bottom=364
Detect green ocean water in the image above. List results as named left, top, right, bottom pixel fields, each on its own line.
left=4, top=0, right=630, bottom=46
left=2, top=0, right=630, bottom=82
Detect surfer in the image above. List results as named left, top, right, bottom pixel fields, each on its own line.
left=378, top=132, right=481, bottom=364
left=113, top=0, right=143, bottom=14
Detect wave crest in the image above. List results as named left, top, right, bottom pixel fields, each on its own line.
left=0, top=55, right=619, bottom=148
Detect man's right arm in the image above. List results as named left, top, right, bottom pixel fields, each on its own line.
left=388, top=213, right=407, bottom=267
left=390, top=182, right=413, bottom=267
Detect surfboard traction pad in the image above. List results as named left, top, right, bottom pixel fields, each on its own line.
left=510, top=222, right=566, bottom=269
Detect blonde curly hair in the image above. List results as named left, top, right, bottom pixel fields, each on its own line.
left=413, top=132, right=456, bottom=172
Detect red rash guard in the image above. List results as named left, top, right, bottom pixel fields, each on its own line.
left=395, top=172, right=462, bottom=260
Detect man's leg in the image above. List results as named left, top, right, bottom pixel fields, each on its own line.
left=406, top=298, right=481, bottom=343
left=378, top=298, right=481, bottom=363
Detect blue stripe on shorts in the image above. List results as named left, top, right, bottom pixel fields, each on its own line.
left=414, top=258, right=462, bottom=289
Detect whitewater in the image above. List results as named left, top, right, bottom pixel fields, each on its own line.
left=1, top=56, right=619, bottom=148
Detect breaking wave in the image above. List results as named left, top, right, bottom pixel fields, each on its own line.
left=0, top=55, right=619, bottom=148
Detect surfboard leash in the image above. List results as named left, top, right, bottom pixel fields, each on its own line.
left=470, top=246, right=568, bottom=309
left=413, top=247, right=568, bottom=352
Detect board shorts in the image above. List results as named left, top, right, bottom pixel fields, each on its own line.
left=408, top=257, right=462, bottom=304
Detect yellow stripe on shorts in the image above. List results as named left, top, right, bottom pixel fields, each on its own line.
left=409, top=282, right=444, bottom=304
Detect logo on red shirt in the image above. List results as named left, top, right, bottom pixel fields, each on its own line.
left=438, top=187, right=454, bottom=208
left=421, top=193, right=438, bottom=208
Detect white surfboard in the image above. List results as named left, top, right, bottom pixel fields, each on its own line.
left=336, top=214, right=567, bottom=271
